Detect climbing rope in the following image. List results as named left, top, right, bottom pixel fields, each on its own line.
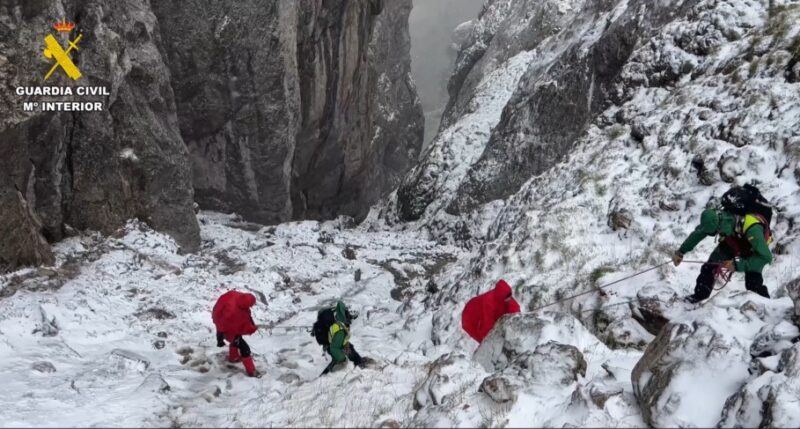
left=270, top=325, right=311, bottom=334
left=572, top=261, right=732, bottom=314
left=529, top=261, right=671, bottom=313
left=529, top=259, right=731, bottom=313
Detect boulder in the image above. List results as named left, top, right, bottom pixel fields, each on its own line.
left=607, top=208, right=634, bottom=231
left=0, top=189, right=54, bottom=273
left=413, top=353, right=485, bottom=410
left=110, top=349, right=151, bottom=373
left=719, top=343, right=800, bottom=428
left=749, top=321, right=800, bottom=359
left=785, top=276, right=800, bottom=321
left=136, top=373, right=170, bottom=394
left=717, top=150, right=745, bottom=183
left=631, top=286, right=680, bottom=336
left=479, top=374, right=516, bottom=403
left=514, top=341, right=587, bottom=385
left=632, top=321, right=751, bottom=427
left=474, top=312, right=597, bottom=373
left=342, top=246, right=357, bottom=261
left=377, top=419, right=401, bottom=429
left=31, top=361, right=57, bottom=373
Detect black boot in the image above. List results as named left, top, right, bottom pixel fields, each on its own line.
left=684, top=294, right=704, bottom=304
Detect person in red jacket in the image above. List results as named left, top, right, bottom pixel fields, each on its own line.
left=461, top=279, right=521, bottom=343
left=212, top=290, right=259, bottom=377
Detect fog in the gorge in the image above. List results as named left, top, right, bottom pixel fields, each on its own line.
left=409, top=0, right=484, bottom=146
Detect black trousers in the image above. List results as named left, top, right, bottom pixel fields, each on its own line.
left=218, top=332, right=251, bottom=357
left=694, top=244, right=769, bottom=300
left=322, top=343, right=363, bottom=375
left=233, top=336, right=252, bottom=358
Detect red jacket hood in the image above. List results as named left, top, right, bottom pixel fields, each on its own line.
left=237, top=293, right=256, bottom=309
left=493, top=279, right=513, bottom=300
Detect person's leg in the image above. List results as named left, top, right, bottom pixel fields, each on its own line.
left=345, top=343, right=364, bottom=366
left=234, top=336, right=257, bottom=376
left=321, top=349, right=338, bottom=375
left=745, top=272, right=770, bottom=298
left=691, top=245, right=733, bottom=301
left=228, top=345, right=241, bottom=362
left=226, top=333, right=240, bottom=362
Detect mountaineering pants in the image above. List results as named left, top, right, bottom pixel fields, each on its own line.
left=217, top=332, right=252, bottom=357
left=232, top=336, right=252, bottom=358
left=322, top=343, right=363, bottom=375
left=694, top=243, right=769, bottom=300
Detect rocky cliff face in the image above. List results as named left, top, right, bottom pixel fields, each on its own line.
left=393, top=0, right=800, bottom=227
left=150, top=0, right=301, bottom=225
left=154, top=0, right=422, bottom=225
left=0, top=0, right=202, bottom=265
left=0, top=0, right=422, bottom=271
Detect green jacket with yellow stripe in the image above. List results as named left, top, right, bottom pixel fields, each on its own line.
left=328, top=302, right=351, bottom=363
left=678, top=208, right=773, bottom=273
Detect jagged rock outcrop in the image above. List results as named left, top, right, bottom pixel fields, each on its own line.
left=396, top=0, right=591, bottom=223
left=632, top=321, right=751, bottom=427
left=474, top=312, right=595, bottom=372
left=479, top=374, right=516, bottom=403
left=154, top=0, right=422, bottom=225
left=446, top=0, right=697, bottom=214
left=0, top=189, right=54, bottom=271
left=395, top=0, right=799, bottom=228
left=0, top=0, right=201, bottom=258
left=786, top=276, right=800, bottom=320
left=443, top=0, right=589, bottom=129
left=413, top=353, right=485, bottom=411
left=720, top=343, right=800, bottom=428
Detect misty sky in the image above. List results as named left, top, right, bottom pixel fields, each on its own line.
left=409, top=0, right=484, bottom=146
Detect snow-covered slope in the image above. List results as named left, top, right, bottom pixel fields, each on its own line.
left=379, top=0, right=800, bottom=426
left=3, top=0, right=800, bottom=427
left=0, top=213, right=463, bottom=427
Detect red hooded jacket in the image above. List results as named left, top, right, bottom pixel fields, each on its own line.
left=461, top=280, right=521, bottom=343
left=212, top=291, right=258, bottom=341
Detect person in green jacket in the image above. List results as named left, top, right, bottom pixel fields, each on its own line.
left=321, top=301, right=365, bottom=375
left=673, top=208, right=772, bottom=303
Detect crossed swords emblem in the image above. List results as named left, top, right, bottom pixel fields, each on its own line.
left=43, top=33, right=82, bottom=81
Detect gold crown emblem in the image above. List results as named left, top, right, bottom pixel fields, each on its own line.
left=53, top=20, right=76, bottom=33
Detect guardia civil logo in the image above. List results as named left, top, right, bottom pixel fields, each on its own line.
left=13, top=19, right=108, bottom=112
left=44, top=19, right=82, bottom=81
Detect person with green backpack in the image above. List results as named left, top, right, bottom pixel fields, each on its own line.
left=311, top=301, right=367, bottom=375
left=672, top=184, right=774, bottom=303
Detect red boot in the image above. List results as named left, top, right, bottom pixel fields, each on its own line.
left=242, top=356, right=257, bottom=377
left=228, top=346, right=241, bottom=363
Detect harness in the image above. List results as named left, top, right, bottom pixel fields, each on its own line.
left=328, top=321, right=350, bottom=346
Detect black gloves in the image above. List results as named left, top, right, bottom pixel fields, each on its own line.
left=216, top=332, right=226, bottom=347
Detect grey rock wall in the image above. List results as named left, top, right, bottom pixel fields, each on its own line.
left=0, top=0, right=201, bottom=264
